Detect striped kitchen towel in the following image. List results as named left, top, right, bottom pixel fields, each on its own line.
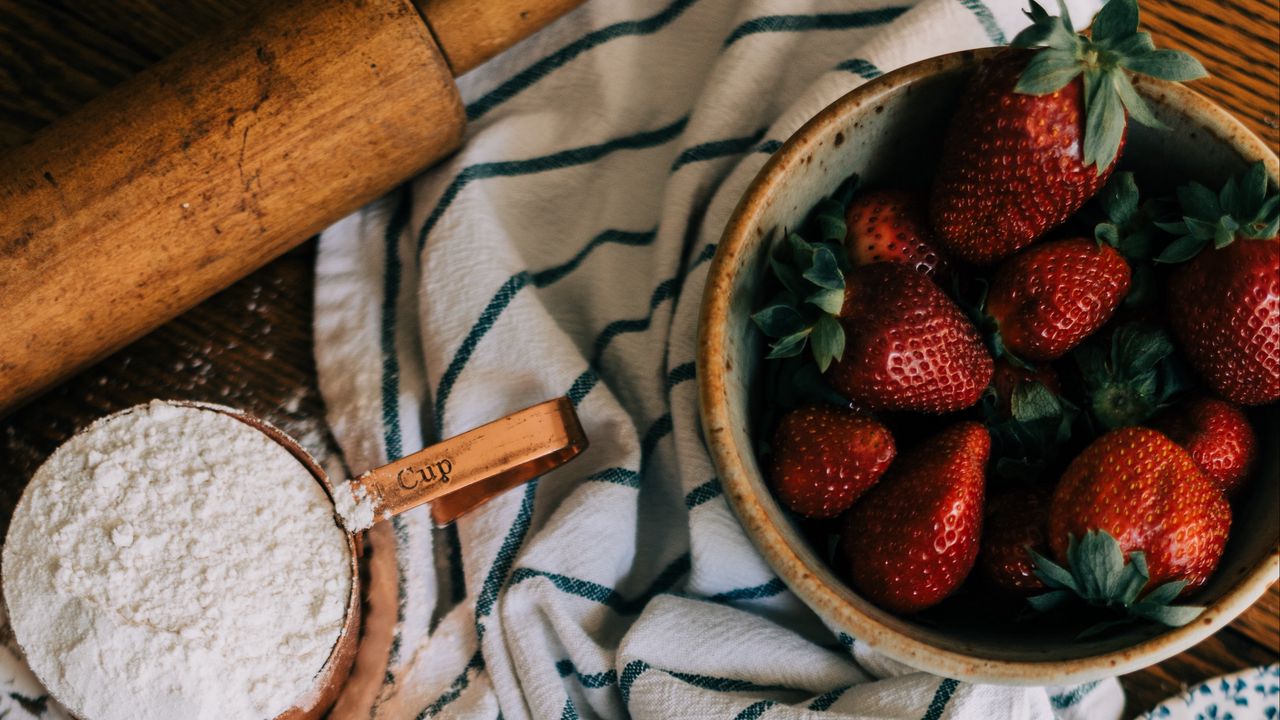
left=312, top=0, right=1126, bottom=718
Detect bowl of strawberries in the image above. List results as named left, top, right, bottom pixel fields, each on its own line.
left=697, top=0, right=1278, bottom=685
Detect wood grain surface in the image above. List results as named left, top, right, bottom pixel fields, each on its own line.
left=0, top=1, right=1275, bottom=717
left=0, top=0, right=465, bottom=414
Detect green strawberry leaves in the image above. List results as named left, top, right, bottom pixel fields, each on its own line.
left=1081, top=68, right=1128, bottom=171
left=753, top=176, right=862, bottom=450
left=1017, top=47, right=1083, bottom=94
left=755, top=232, right=847, bottom=370
left=1010, top=380, right=1063, bottom=423
left=1011, top=0, right=1207, bottom=173
left=1089, top=0, right=1137, bottom=45
left=753, top=304, right=804, bottom=334
left=1094, top=172, right=1173, bottom=309
left=810, top=314, right=846, bottom=361
left=1010, top=0, right=1073, bottom=49
left=986, top=380, right=1082, bottom=483
left=1155, top=161, right=1280, bottom=263
left=1074, top=322, right=1189, bottom=430
left=753, top=177, right=859, bottom=372
left=1095, top=171, right=1176, bottom=260
left=1120, top=49, right=1210, bottom=82
left=1027, top=530, right=1205, bottom=637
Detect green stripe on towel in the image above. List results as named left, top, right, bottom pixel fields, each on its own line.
left=466, top=0, right=701, bottom=121
left=433, top=272, right=532, bottom=437
left=835, top=58, right=883, bottom=79
left=416, top=650, right=486, bottom=719
left=475, top=480, right=541, bottom=634
left=809, top=685, right=850, bottom=711
left=665, top=361, right=697, bottom=389
left=734, top=700, right=777, bottom=720
left=684, top=478, right=722, bottom=509
left=509, top=553, right=692, bottom=614
left=723, top=8, right=910, bottom=47
left=585, top=467, right=643, bottom=488
left=556, top=659, right=619, bottom=688
left=418, top=118, right=690, bottom=250
left=710, top=578, right=786, bottom=602
left=672, top=127, right=768, bottom=172
left=956, top=0, right=1006, bottom=44
left=921, top=678, right=960, bottom=720
left=1051, top=680, right=1101, bottom=709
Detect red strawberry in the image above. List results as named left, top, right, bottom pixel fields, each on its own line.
left=1049, top=427, right=1231, bottom=593
left=930, top=2, right=1205, bottom=265
left=1167, top=239, right=1280, bottom=405
left=979, top=489, right=1050, bottom=595
left=986, top=237, right=1131, bottom=361
left=769, top=406, right=895, bottom=518
left=825, top=263, right=993, bottom=413
left=990, top=357, right=1060, bottom=417
left=1160, top=163, right=1279, bottom=405
left=845, top=190, right=948, bottom=278
left=839, top=422, right=989, bottom=614
left=1153, top=397, right=1258, bottom=498
left=931, top=51, right=1108, bottom=264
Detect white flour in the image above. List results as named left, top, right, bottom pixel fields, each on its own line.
left=2, top=401, right=352, bottom=720
left=331, top=480, right=377, bottom=533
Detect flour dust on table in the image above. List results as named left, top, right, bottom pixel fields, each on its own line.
left=1, top=401, right=351, bottom=720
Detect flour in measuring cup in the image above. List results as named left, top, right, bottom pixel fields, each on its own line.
left=1, top=401, right=351, bottom=720
left=331, top=479, right=376, bottom=532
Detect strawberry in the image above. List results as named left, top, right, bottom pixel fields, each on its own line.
left=769, top=406, right=895, bottom=518
left=839, top=422, right=989, bottom=614
left=1167, top=239, right=1279, bottom=404
left=1159, top=163, right=1280, bottom=405
left=845, top=190, right=948, bottom=278
left=1048, top=427, right=1230, bottom=593
left=1153, top=397, right=1258, bottom=498
left=990, top=358, right=1060, bottom=418
left=985, top=237, right=1131, bottom=361
left=979, top=489, right=1050, bottom=595
left=825, top=263, right=993, bottom=413
left=930, top=0, right=1206, bottom=265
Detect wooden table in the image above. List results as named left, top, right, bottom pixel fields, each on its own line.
left=1, top=1, right=1275, bottom=716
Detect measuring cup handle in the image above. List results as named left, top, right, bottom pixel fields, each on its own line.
left=346, top=397, right=588, bottom=525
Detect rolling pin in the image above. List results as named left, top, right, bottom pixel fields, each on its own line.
left=0, top=0, right=582, bottom=415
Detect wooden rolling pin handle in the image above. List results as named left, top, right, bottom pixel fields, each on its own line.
left=417, top=0, right=584, bottom=76
left=0, top=0, right=582, bottom=416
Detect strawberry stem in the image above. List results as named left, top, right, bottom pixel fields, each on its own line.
left=1011, top=0, right=1207, bottom=172
left=752, top=175, right=860, bottom=371
left=1074, top=321, right=1189, bottom=430
left=1155, top=161, right=1280, bottom=264
left=1027, top=530, right=1205, bottom=636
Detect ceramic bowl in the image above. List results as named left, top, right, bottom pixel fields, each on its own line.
left=697, top=47, right=1280, bottom=685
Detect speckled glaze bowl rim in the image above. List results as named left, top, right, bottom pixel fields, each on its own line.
left=697, top=47, right=1280, bottom=686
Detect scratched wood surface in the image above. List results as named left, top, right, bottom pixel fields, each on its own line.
left=0, top=1, right=1275, bottom=716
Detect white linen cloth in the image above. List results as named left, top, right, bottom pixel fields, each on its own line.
left=311, top=0, right=1128, bottom=718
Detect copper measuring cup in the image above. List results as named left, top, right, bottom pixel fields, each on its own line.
left=194, top=396, right=588, bottom=719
